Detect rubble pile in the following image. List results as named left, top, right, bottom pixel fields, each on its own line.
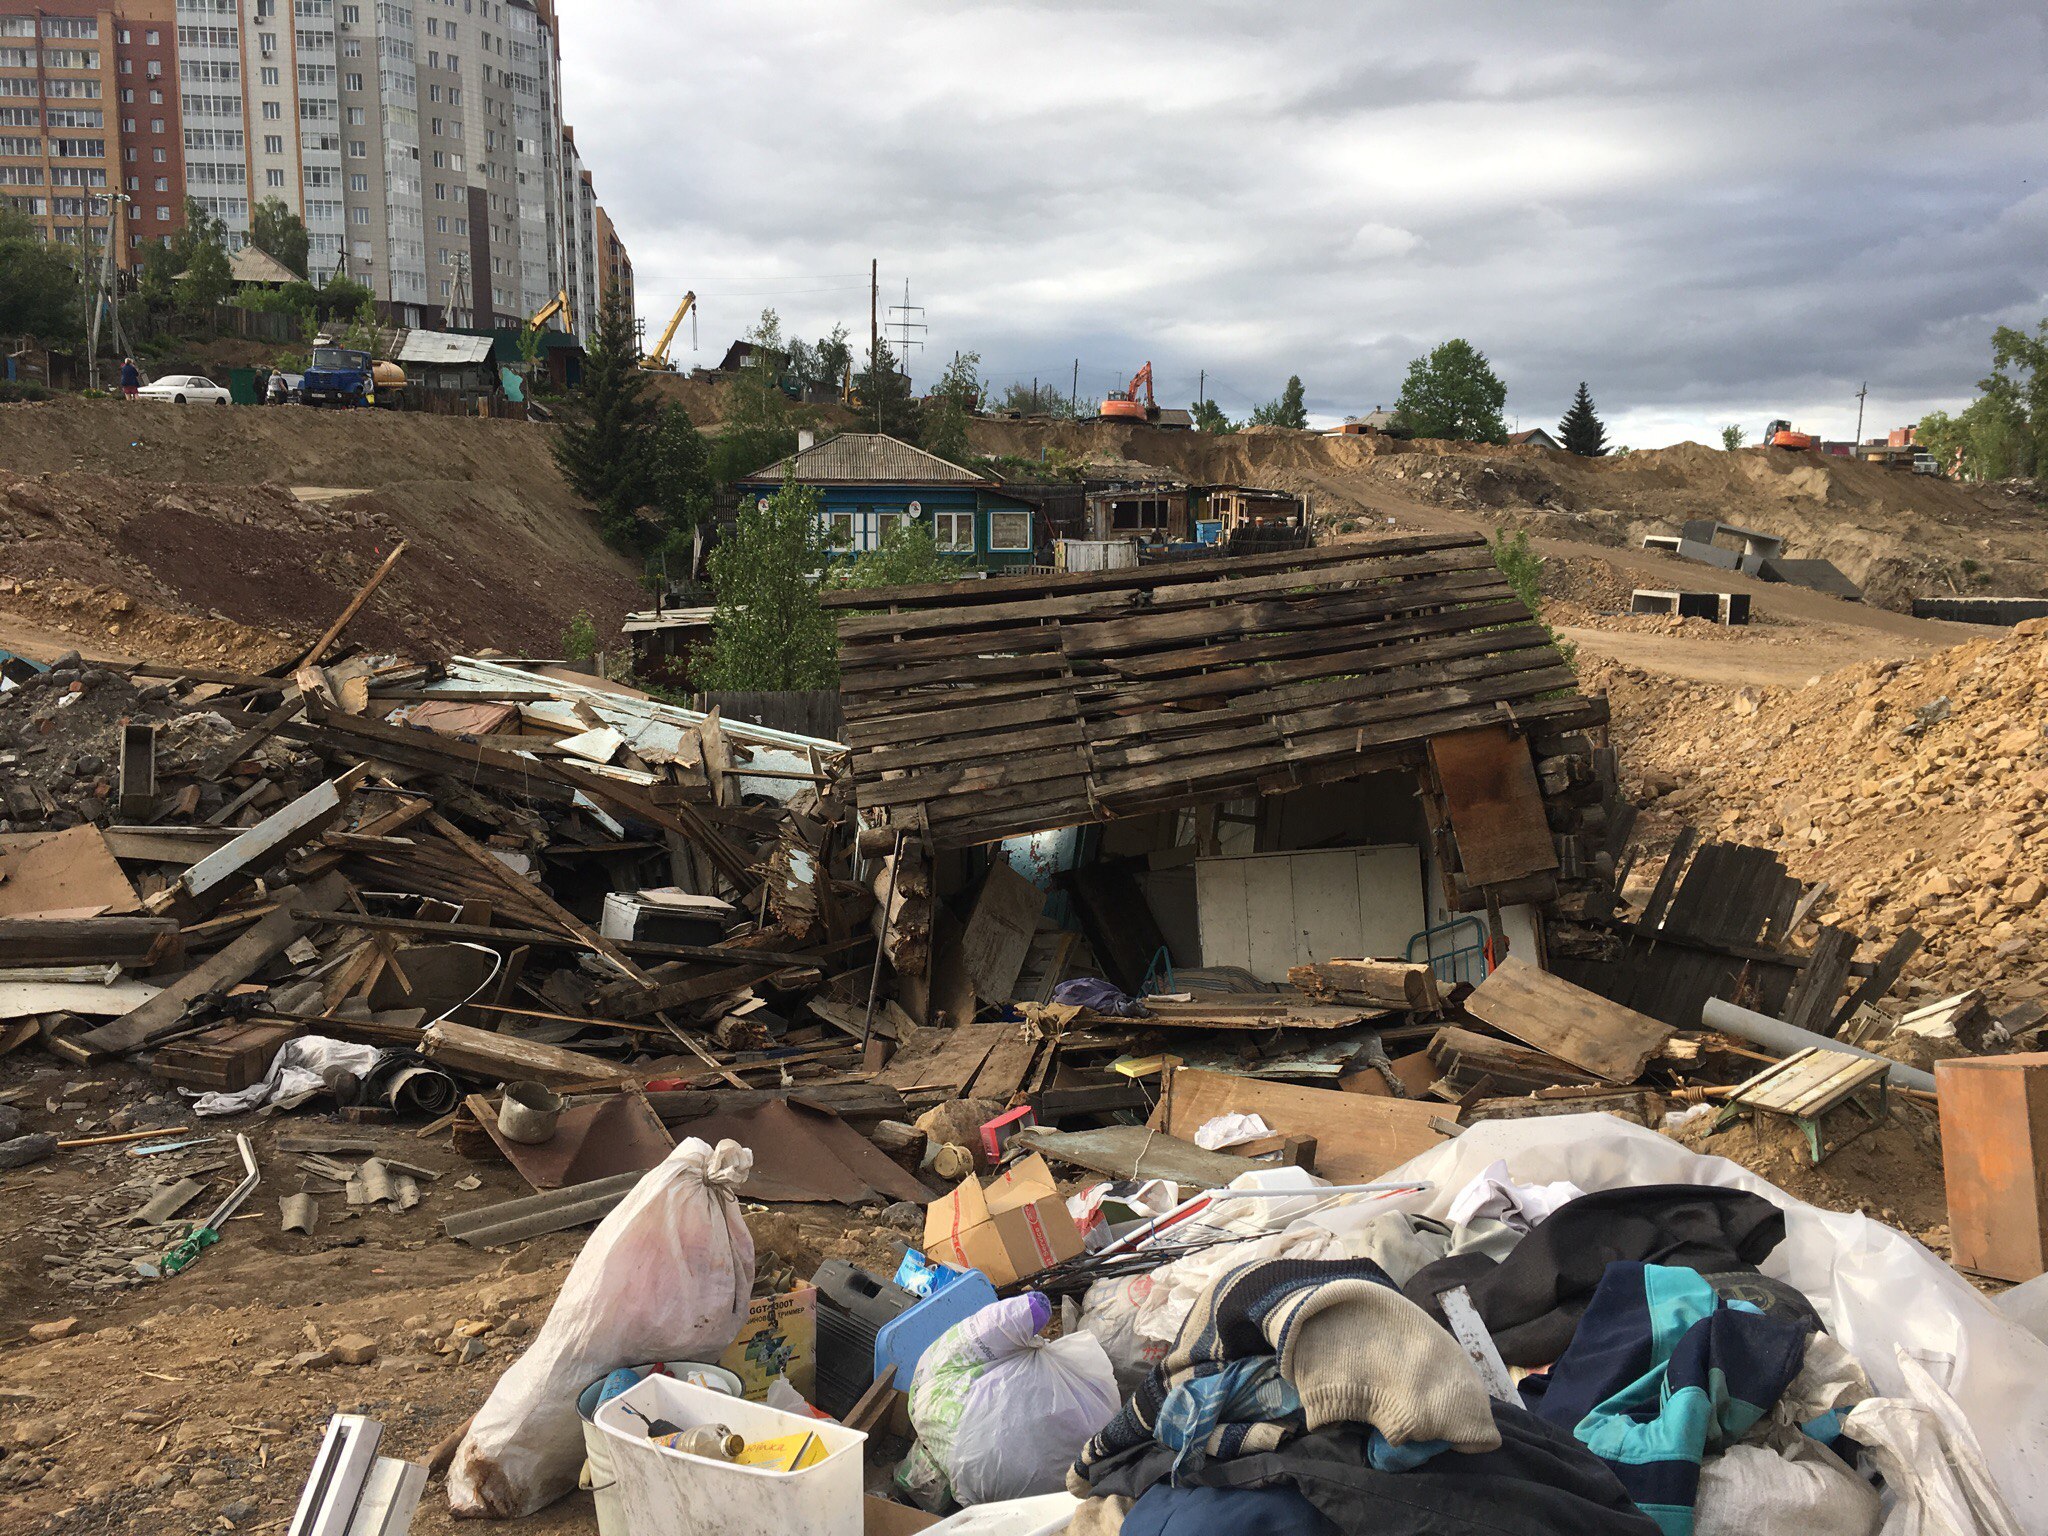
left=1, top=541, right=2046, bottom=1536
left=1600, top=618, right=2048, bottom=1008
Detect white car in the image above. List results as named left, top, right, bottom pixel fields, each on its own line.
left=136, top=374, right=231, bottom=406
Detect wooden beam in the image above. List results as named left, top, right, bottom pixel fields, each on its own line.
left=298, top=539, right=408, bottom=668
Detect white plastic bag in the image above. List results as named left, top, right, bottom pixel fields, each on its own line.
left=906, top=1293, right=1119, bottom=1507
left=1842, top=1350, right=2023, bottom=1536
left=448, top=1138, right=756, bottom=1518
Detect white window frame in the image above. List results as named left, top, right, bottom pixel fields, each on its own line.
left=934, top=509, right=973, bottom=553
left=987, top=507, right=1032, bottom=552
left=824, top=510, right=855, bottom=551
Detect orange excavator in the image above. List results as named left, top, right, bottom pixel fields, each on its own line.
left=1099, top=362, right=1156, bottom=423
left=1765, top=418, right=1818, bottom=449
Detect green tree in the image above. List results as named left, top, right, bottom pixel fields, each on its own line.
left=1556, top=382, right=1608, bottom=456
left=996, top=380, right=1079, bottom=419
left=0, top=208, right=81, bottom=338
left=171, top=198, right=232, bottom=312
left=917, top=350, right=983, bottom=463
left=711, top=310, right=807, bottom=485
left=842, top=520, right=974, bottom=589
left=137, top=238, right=179, bottom=314
left=690, top=477, right=839, bottom=691
left=314, top=274, right=373, bottom=320
left=1189, top=398, right=1238, bottom=434
left=552, top=286, right=660, bottom=544
left=650, top=401, right=714, bottom=543
left=852, top=335, right=918, bottom=437
left=1249, top=374, right=1309, bottom=429
left=249, top=196, right=310, bottom=279
left=1720, top=424, right=1746, bottom=451
left=1392, top=339, right=1508, bottom=443
left=1490, top=529, right=1574, bottom=670
left=1984, top=319, right=2048, bottom=477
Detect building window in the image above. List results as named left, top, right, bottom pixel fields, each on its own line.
left=153, top=147, right=165, bottom=162
left=262, top=100, right=281, bottom=119
left=156, top=204, right=169, bottom=220
left=155, top=176, right=168, bottom=191
left=350, top=205, right=368, bottom=223
left=344, top=72, right=362, bottom=90
left=266, top=168, right=284, bottom=187
left=934, top=510, right=974, bottom=553
left=988, top=509, right=1032, bottom=551
left=348, top=172, right=367, bottom=190
left=261, top=66, right=280, bottom=85
left=264, top=133, right=283, bottom=153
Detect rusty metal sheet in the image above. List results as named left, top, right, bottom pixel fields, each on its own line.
left=670, top=1099, right=933, bottom=1206
left=477, top=1090, right=675, bottom=1192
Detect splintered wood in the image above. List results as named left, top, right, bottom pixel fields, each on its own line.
left=824, top=537, right=1605, bottom=848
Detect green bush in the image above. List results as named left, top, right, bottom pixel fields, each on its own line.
left=0, top=380, right=53, bottom=402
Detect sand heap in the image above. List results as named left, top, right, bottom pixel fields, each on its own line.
left=1591, top=618, right=2048, bottom=1011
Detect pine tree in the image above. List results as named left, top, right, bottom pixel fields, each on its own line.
left=552, top=287, right=660, bottom=545
left=1557, top=382, right=1608, bottom=457
left=1249, top=375, right=1309, bottom=430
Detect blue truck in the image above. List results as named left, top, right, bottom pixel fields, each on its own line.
left=299, top=345, right=403, bottom=408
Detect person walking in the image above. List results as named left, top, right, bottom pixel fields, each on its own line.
left=267, top=369, right=289, bottom=405
left=119, top=357, right=140, bottom=399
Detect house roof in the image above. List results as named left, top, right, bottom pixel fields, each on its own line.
left=741, top=433, right=997, bottom=488
left=820, top=535, right=1599, bottom=849
left=396, top=330, right=497, bottom=365
left=1508, top=428, right=1561, bottom=449
left=229, top=246, right=302, bottom=285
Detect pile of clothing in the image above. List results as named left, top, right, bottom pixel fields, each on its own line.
left=1069, top=1165, right=2018, bottom=1536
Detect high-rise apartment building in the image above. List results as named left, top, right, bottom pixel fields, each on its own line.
left=5, top=0, right=630, bottom=341
left=0, top=0, right=184, bottom=260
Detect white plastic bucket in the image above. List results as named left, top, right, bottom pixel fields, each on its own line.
left=594, top=1375, right=867, bottom=1536
left=578, top=1362, right=743, bottom=1536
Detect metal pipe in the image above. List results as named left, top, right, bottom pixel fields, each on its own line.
left=1700, top=998, right=1936, bottom=1093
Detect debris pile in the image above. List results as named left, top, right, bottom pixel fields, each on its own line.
left=2, top=538, right=2045, bottom=1536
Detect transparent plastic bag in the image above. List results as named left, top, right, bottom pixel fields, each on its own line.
left=906, top=1293, right=1120, bottom=1507
left=448, top=1138, right=756, bottom=1518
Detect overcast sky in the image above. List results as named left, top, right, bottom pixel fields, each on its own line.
left=557, top=1, right=2047, bottom=446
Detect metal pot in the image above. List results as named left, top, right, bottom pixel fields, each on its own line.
left=497, top=1079, right=563, bottom=1144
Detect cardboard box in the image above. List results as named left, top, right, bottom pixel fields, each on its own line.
left=923, top=1152, right=1083, bottom=1287
left=718, top=1285, right=818, bottom=1401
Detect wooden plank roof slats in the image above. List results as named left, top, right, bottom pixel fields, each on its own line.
left=834, top=542, right=1595, bottom=849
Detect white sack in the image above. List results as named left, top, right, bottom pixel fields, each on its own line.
left=1695, top=1440, right=1879, bottom=1536
left=1308, top=1114, right=2048, bottom=1530
left=189, top=1035, right=382, bottom=1116
left=447, top=1138, right=756, bottom=1518
left=1843, top=1350, right=2024, bottom=1536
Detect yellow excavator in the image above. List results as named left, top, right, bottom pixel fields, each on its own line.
left=527, top=289, right=573, bottom=335
left=639, top=291, right=697, bottom=371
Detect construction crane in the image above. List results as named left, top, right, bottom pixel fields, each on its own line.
left=638, top=291, right=697, bottom=371
left=1099, top=362, right=1156, bottom=423
left=527, top=289, right=573, bottom=335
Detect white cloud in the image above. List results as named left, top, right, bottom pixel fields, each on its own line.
left=553, top=0, right=2048, bottom=446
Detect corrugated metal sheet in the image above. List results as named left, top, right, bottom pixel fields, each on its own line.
left=396, top=331, right=497, bottom=365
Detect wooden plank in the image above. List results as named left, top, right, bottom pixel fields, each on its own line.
left=419, top=1019, right=634, bottom=1086
left=297, top=539, right=408, bottom=668
left=960, top=862, right=1045, bottom=1005
left=965, top=1032, right=1039, bottom=1102
left=424, top=811, right=652, bottom=986
left=1830, top=928, right=1923, bottom=1032
left=1781, top=925, right=1858, bottom=1037
left=1462, top=956, right=1675, bottom=1084
left=72, top=875, right=345, bottom=1057
left=822, top=531, right=1483, bottom=609
left=1429, top=724, right=1559, bottom=888
left=1151, top=1065, right=1448, bottom=1182
left=165, top=773, right=355, bottom=913
left=854, top=720, right=1089, bottom=777
left=0, top=915, right=179, bottom=966
left=0, top=826, right=141, bottom=919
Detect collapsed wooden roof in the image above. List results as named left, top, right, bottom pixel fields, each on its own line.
left=824, top=534, right=1607, bottom=849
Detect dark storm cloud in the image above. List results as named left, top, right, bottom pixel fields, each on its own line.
left=557, top=0, right=2048, bottom=443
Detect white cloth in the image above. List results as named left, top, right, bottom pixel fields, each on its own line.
left=188, top=1035, right=382, bottom=1116
left=1443, top=1157, right=1586, bottom=1232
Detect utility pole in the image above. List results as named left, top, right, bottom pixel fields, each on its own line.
left=1854, top=381, right=1869, bottom=445
left=86, top=192, right=129, bottom=393
left=1199, top=369, right=1205, bottom=411
left=1070, top=359, right=1078, bottom=415
left=869, top=258, right=880, bottom=433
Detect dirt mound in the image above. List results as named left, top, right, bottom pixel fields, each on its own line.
left=0, top=401, right=645, bottom=662
left=967, top=419, right=2040, bottom=612
left=1672, top=1101, right=1950, bottom=1249
left=1591, top=616, right=2048, bottom=1012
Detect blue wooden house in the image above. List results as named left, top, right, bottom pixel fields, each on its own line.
left=738, top=433, right=1039, bottom=571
